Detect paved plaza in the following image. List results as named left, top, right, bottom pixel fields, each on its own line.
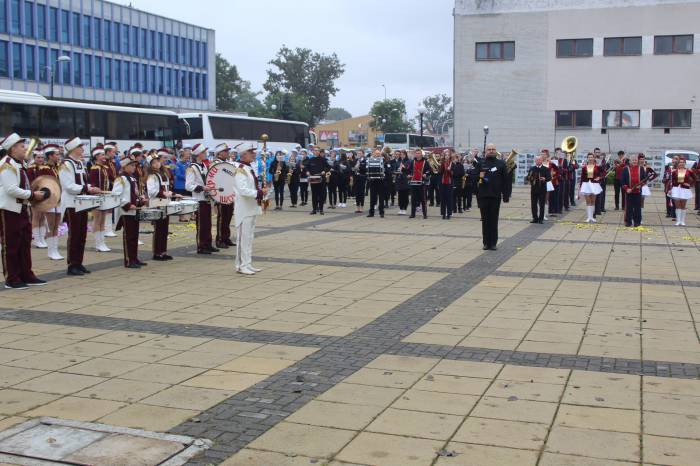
left=0, top=187, right=699, bottom=465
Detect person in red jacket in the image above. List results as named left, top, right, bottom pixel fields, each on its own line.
left=579, top=152, right=603, bottom=223
left=613, top=151, right=628, bottom=210
left=671, top=157, right=697, bottom=226
left=621, top=154, right=647, bottom=227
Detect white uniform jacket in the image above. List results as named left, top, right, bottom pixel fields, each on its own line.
left=146, top=173, right=167, bottom=200
left=185, top=163, right=207, bottom=201
left=233, top=163, right=262, bottom=227
left=0, top=156, right=32, bottom=213
left=111, top=175, right=138, bottom=219
left=59, top=158, right=89, bottom=214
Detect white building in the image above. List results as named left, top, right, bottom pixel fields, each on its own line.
left=453, top=0, right=700, bottom=167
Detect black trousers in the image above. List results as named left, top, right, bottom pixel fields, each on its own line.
left=273, top=181, right=285, bottom=206
left=569, top=177, right=577, bottom=205
left=464, top=186, right=473, bottom=209
left=695, top=182, right=700, bottom=210
left=398, top=189, right=409, bottom=210
left=614, top=179, right=626, bottom=209
left=121, top=215, right=140, bottom=267
left=410, top=185, right=427, bottom=218
left=355, top=177, right=367, bottom=207
left=549, top=185, right=560, bottom=214
left=338, top=181, right=348, bottom=204
left=311, top=182, right=326, bottom=212
left=369, top=180, right=386, bottom=215
left=327, top=183, right=338, bottom=206
left=479, top=197, right=501, bottom=248
left=428, top=183, right=439, bottom=206
left=216, top=203, right=233, bottom=244
left=626, top=193, right=642, bottom=226
left=453, top=185, right=463, bottom=212
left=440, top=184, right=453, bottom=217
left=289, top=181, right=299, bottom=206
left=562, top=178, right=570, bottom=209
left=299, top=182, right=309, bottom=204
left=531, top=190, right=546, bottom=222
left=600, top=183, right=608, bottom=211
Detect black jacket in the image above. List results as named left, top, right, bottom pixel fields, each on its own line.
left=304, top=156, right=331, bottom=176
left=527, top=164, right=551, bottom=194
left=475, top=156, right=512, bottom=201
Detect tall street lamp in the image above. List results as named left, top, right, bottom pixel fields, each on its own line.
left=417, top=107, right=427, bottom=148
left=381, top=83, right=386, bottom=100
left=482, top=125, right=489, bottom=156
left=48, top=55, right=71, bottom=99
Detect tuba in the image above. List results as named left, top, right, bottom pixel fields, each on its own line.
left=427, top=152, right=440, bottom=173
left=561, top=136, right=578, bottom=156
left=25, top=137, right=42, bottom=161
left=505, top=149, right=518, bottom=173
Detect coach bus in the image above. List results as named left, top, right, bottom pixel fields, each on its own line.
left=0, top=90, right=178, bottom=155
left=178, top=112, right=312, bottom=155
left=383, top=132, right=437, bottom=151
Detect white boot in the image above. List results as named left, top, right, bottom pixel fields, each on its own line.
left=681, top=209, right=687, bottom=226
left=104, top=215, right=117, bottom=237
left=38, top=226, right=48, bottom=248
left=47, top=236, right=64, bottom=260
left=32, top=228, right=47, bottom=248
left=95, top=232, right=111, bottom=252
left=675, top=209, right=681, bottom=226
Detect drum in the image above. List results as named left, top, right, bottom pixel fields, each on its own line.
left=367, top=158, right=384, bottom=180
left=98, top=193, right=121, bottom=211
left=409, top=180, right=424, bottom=186
left=74, top=195, right=103, bottom=212
left=165, top=201, right=185, bottom=216
left=309, top=175, right=322, bottom=185
left=205, top=161, right=237, bottom=205
left=137, top=208, right=166, bottom=221
left=178, top=199, right=199, bottom=215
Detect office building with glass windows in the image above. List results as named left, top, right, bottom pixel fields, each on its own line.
left=0, top=0, right=215, bottom=110
left=453, top=0, right=700, bottom=159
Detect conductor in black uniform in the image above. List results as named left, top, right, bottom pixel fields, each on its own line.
left=305, top=149, right=331, bottom=215
left=476, top=144, right=512, bottom=250
left=527, top=153, right=551, bottom=224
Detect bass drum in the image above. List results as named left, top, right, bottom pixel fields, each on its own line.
left=205, top=161, right=238, bottom=205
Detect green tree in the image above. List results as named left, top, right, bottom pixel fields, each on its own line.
left=234, top=80, right=268, bottom=117
left=215, top=54, right=243, bottom=112
left=369, top=99, right=413, bottom=133
left=263, top=46, right=345, bottom=126
left=418, top=93, right=453, bottom=136
left=264, top=92, right=312, bottom=123
left=324, top=107, right=352, bottom=121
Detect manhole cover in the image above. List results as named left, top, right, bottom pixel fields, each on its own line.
left=0, top=418, right=210, bottom=465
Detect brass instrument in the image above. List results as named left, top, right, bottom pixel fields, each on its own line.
left=505, top=149, right=518, bottom=173
left=274, top=166, right=281, bottom=183
left=259, top=134, right=271, bottom=213
left=25, top=137, right=42, bottom=161
left=427, top=152, right=440, bottom=173
left=286, top=163, right=293, bottom=185
left=561, top=136, right=578, bottom=156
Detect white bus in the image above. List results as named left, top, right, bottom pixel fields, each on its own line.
left=383, top=132, right=437, bottom=151
left=0, top=90, right=179, bottom=155
left=178, top=112, right=312, bottom=155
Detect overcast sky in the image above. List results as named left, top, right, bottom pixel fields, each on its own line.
left=118, top=0, right=454, bottom=117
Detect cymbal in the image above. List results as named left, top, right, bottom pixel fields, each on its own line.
left=30, top=176, right=61, bottom=212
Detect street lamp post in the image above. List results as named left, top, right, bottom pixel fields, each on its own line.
left=417, top=106, right=427, bottom=148
left=482, top=125, right=489, bottom=156
left=48, top=55, right=72, bottom=99
left=381, top=83, right=386, bottom=100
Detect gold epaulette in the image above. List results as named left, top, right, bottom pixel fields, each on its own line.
left=0, top=162, right=16, bottom=174
left=236, top=167, right=248, bottom=176
left=115, top=177, right=125, bottom=187
left=90, top=165, right=101, bottom=170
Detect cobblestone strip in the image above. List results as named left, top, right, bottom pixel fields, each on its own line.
left=492, top=270, right=700, bottom=287
left=0, top=308, right=335, bottom=348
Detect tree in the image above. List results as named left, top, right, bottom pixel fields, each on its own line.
left=417, top=93, right=454, bottom=137
left=216, top=54, right=243, bottom=112
left=369, top=99, right=413, bottom=133
left=264, top=92, right=312, bottom=123
left=264, top=46, right=345, bottom=126
left=234, top=80, right=268, bottom=117
left=324, top=107, right=352, bottom=121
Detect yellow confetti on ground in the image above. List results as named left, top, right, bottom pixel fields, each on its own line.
left=620, top=226, right=655, bottom=233
left=682, top=235, right=700, bottom=243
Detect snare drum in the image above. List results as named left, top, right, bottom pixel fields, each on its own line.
left=367, top=158, right=385, bottom=180
left=409, top=180, right=424, bottom=186
left=165, top=201, right=185, bottom=216
left=98, top=193, right=121, bottom=211
left=137, top=208, right=166, bottom=222
left=74, top=195, right=103, bottom=212
left=178, top=199, right=199, bottom=215
left=309, top=175, right=322, bottom=185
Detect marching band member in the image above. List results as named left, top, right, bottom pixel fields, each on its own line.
left=0, top=133, right=48, bottom=289
left=613, top=150, right=628, bottom=211
left=89, top=145, right=112, bottom=252
left=60, top=137, right=102, bottom=276
left=408, top=149, right=431, bottom=219
left=288, top=151, right=301, bottom=208
left=671, top=157, right=696, bottom=226
left=212, top=144, right=236, bottom=249
left=39, top=145, right=64, bottom=260
left=186, top=143, right=218, bottom=254
left=147, top=150, right=174, bottom=261
left=451, top=150, right=465, bottom=214
left=28, top=149, right=48, bottom=249
left=269, top=150, right=289, bottom=211
left=638, top=153, right=656, bottom=210
left=103, top=142, right=119, bottom=238
left=579, top=152, right=604, bottom=223
left=554, top=147, right=566, bottom=213
left=337, top=153, right=350, bottom=208
left=395, top=151, right=410, bottom=215
left=113, top=155, right=146, bottom=268
left=305, top=148, right=331, bottom=215
left=353, top=151, right=368, bottom=214
left=622, top=154, right=647, bottom=227
left=367, top=149, right=386, bottom=218
left=233, top=143, right=267, bottom=275
left=464, top=153, right=479, bottom=211
left=527, top=153, right=551, bottom=224
left=326, top=151, right=339, bottom=209
left=298, top=149, right=310, bottom=206
left=438, top=151, right=454, bottom=220
left=663, top=155, right=679, bottom=219
left=476, top=144, right=511, bottom=250
left=594, top=148, right=608, bottom=215
left=548, top=155, right=560, bottom=216
left=566, top=148, right=579, bottom=208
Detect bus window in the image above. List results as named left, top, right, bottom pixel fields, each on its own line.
left=180, top=117, right=203, bottom=139
left=89, top=110, right=106, bottom=136
left=106, top=112, right=139, bottom=140
left=139, top=114, right=170, bottom=140
left=40, top=106, right=73, bottom=138
left=408, top=134, right=419, bottom=147
left=75, top=110, right=89, bottom=137
left=10, top=104, right=40, bottom=136
left=385, top=133, right=408, bottom=144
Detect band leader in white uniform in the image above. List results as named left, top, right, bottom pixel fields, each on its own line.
left=233, top=143, right=267, bottom=275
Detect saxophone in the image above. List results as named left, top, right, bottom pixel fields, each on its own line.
left=286, top=163, right=293, bottom=185
left=274, top=164, right=281, bottom=183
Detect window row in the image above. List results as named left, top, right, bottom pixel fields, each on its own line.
left=0, top=41, right=208, bottom=100
left=0, top=0, right=208, bottom=69
left=475, top=34, right=694, bottom=61
left=555, top=110, right=692, bottom=129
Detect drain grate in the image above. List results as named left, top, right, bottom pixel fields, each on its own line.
left=0, top=418, right=210, bottom=466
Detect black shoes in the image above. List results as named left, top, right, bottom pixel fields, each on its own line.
left=310, top=211, right=317, bottom=215
left=197, top=250, right=212, bottom=255
left=483, top=245, right=490, bottom=250
left=216, top=242, right=229, bottom=249
left=224, top=240, right=235, bottom=247
left=5, top=282, right=28, bottom=290
left=126, top=263, right=141, bottom=269
left=409, top=215, right=416, bottom=218
left=367, top=213, right=374, bottom=218
left=530, top=219, right=539, bottom=223
left=26, top=278, right=47, bottom=286
left=208, top=247, right=220, bottom=253
left=380, top=213, right=384, bottom=218
left=78, top=265, right=91, bottom=274
left=153, top=255, right=172, bottom=261
left=67, top=266, right=84, bottom=276
left=320, top=211, right=325, bottom=215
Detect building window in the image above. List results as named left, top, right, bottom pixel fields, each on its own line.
left=37, top=46, right=46, bottom=81
left=12, top=42, right=21, bottom=78
left=10, top=0, right=19, bottom=34
left=93, top=17, right=101, bottom=50
left=158, top=32, right=164, bottom=61
left=158, top=66, right=164, bottom=94
left=555, top=110, right=592, bottom=128
left=24, top=44, right=34, bottom=80
left=179, top=37, right=185, bottom=64
left=652, top=109, right=692, bottom=128
left=0, top=41, right=9, bottom=77
left=123, top=61, right=129, bottom=91
left=71, top=12, right=79, bottom=45
left=165, top=68, right=171, bottom=95
left=0, top=0, right=6, bottom=34
left=130, top=26, right=137, bottom=56
left=60, top=9, right=68, bottom=42
left=131, top=61, right=137, bottom=91
left=604, top=37, right=642, bottom=56
left=104, top=58, right=111, bottom=89
left=72, top=52, right=81, bottom=86
left=24, top=1, right=34, bottom=37
left=556, top=38, right=593, bottom=58
left=654, top=35, right=694, bottom=54
left=202, top=73, right=207, bottom=99
left=603, top=110, right=640, bottom=128
left=113, top=22, right=119, bottom=54
left=139, top=29, right=146, bottom=58
left=83, top=54, right=91, bottom=87
left=94, top=56, right=102, bottom=88
left=60, top=50, right=70, bottom=83
left=114, top=59, right=121, bottom=91
left=170, top=35, right=177, bottom=63
left=149, top=65, right=155, bottom=93
left=121, top=24, right=128, bottom=54
left=49, top=47, right=57, bottom=80
left=82, top=15, right=90, bottom=48
left=36, top=4, right=45, bottom=39
left=150, top=31, right=156, bottom=59
left=48, top=7, right=57, bottom=41
left=103, top=20, right=111, bottom=51
left=475, top=41, right=515, bottom=61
